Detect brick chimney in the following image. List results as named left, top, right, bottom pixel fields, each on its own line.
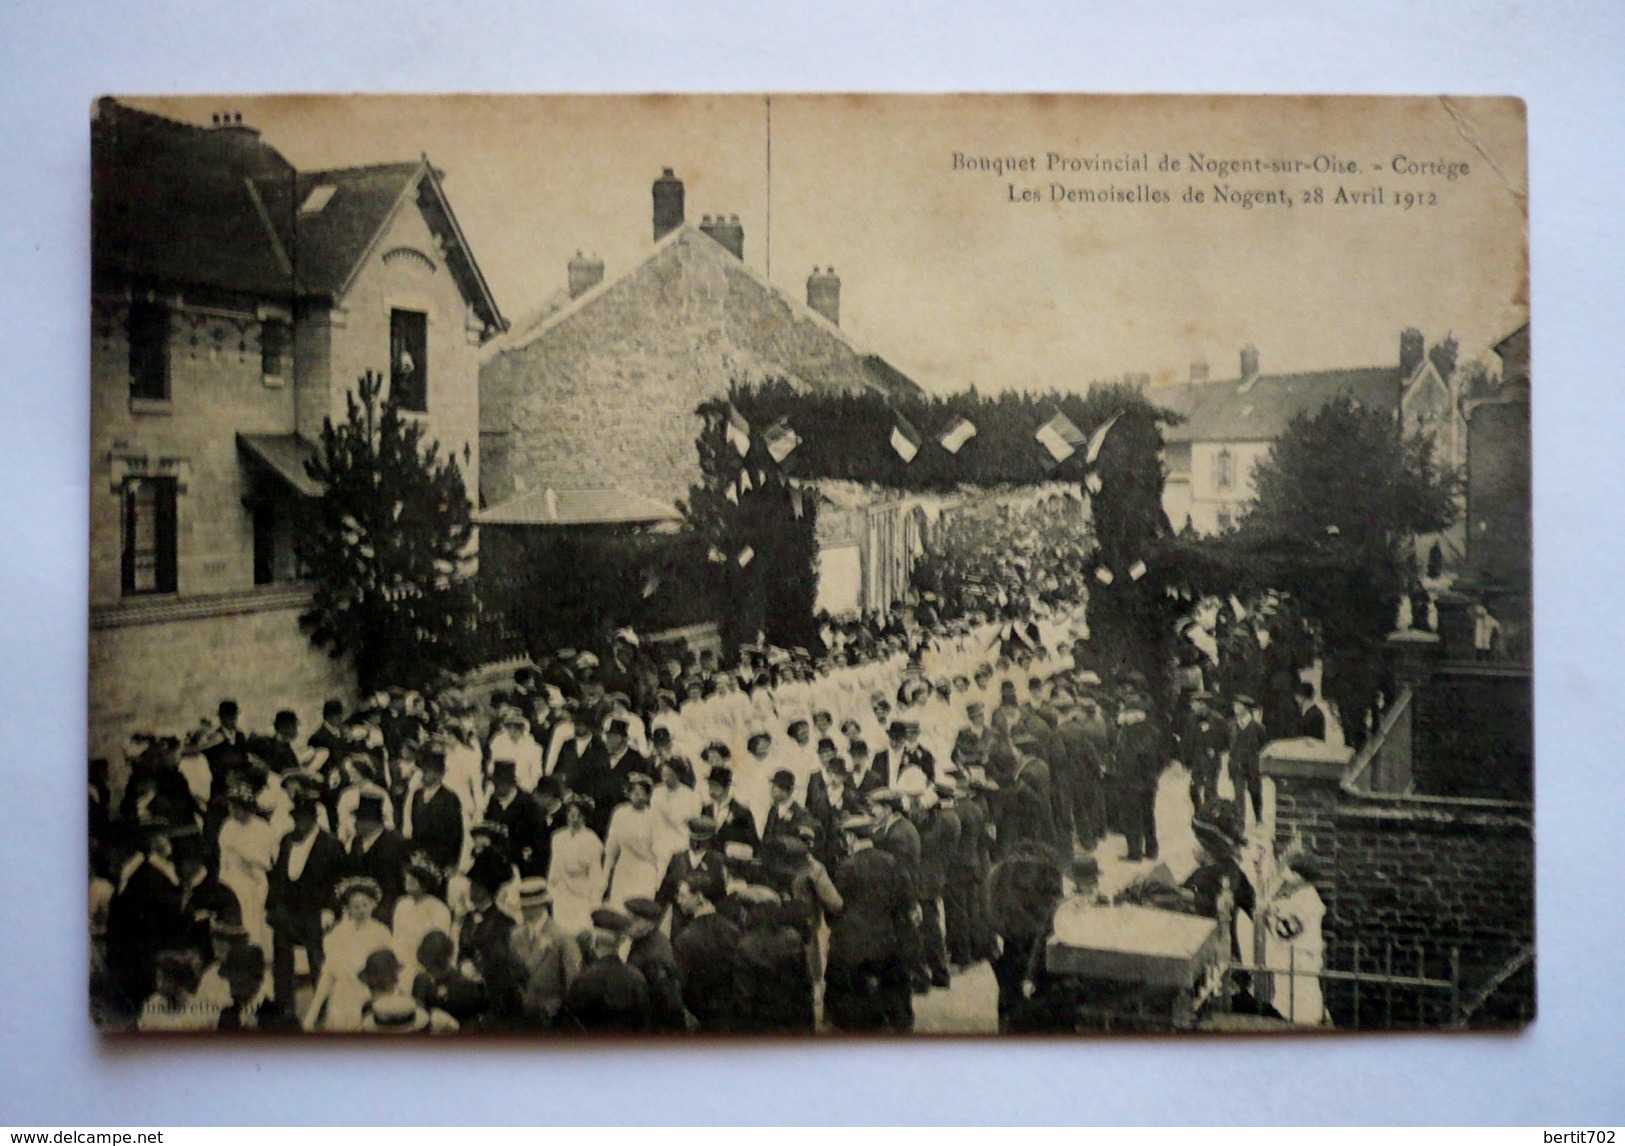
left=807, top=267, right=841, bottom=325
left=567, top=250, right=604, bottom=299
left=700, top=214, right=744, bottom=260
left=1400, top=327, right=1426, bottom=377
left=210, top=110, right=261, bottom=143
left=652, top=168, right=684, bottom=241
left=1240, top=344, right=1261, bottom=385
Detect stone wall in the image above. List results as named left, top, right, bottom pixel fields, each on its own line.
left=89, top=587, right=354, bottom=766
left=480, top=228, right=878, bottom=512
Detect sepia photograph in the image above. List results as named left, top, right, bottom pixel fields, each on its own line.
left=87, top=93, right=1531, bottom=1038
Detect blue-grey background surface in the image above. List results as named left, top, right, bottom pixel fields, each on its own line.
left=0, top=0, right=1619, bottom=1125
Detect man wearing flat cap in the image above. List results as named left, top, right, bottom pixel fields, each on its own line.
left=656, top=816, right=726, bottom=945
left=673, top=870, right=741, bottom=1033
left=562, top=908, right=650, bottom=1033
left=825, top=814, right=915, bottom=1032
left=1227, top=695, right=1268, bottom=829
left=623, top=896, right=685, bottom=1031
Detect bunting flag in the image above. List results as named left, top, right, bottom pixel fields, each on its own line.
left=789, top=486, right=805, bottom=519
left=890, top=415, right=923, bottom=463
left=1095, top=567, right=1115, bottom=585
left=725, top=484, right=739, bottom=504
left=1229, top=594, right=1248, bottom=620
left=764, top=420, right=801, bottom=463
left=939, top=415, right=978, bottom=455
left=739, top=468, right=754, bottom=494
left=1084, top=472, right=1104, bottom=495
left=1128, top=559, right=1147, bottom=581
left=736, top=546, right=755, bottom=567
left=1036, top=411, right=1084, bottom=463
left=1084, top=410, right=1124, bottom=465
left=725, top=404, right=752, bottom=457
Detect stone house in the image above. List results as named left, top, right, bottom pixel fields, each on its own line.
left=89, top=98, right=505, bottom=761
left=1157, top=330, right=1465, bottom=536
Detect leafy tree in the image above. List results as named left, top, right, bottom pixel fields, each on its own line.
left=681, top=391, right=821, bottom=657
left=1231, top=394, right=1460, bottom=739
left=300, top=371, right=477, bottom=693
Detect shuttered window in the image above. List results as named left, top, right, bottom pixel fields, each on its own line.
left=121, top=476, right=178, bottom=595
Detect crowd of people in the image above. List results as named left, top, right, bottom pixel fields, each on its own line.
left=91, top=587, right=1334, bottom=1035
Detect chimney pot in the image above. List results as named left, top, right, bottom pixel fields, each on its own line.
left=652, top=168, right=685, bottom=241
left=807, top=266, right=841, bottom=326
left=1240, top=344, right=1261, bottom=385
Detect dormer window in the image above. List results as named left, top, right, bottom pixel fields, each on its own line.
left=300, top=184, right=337, bottom=214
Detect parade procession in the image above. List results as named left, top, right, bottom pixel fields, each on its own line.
left=87, top=95, right=1534, bottom=1038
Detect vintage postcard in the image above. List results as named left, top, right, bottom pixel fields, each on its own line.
left=89, top=94, right=1530, bottom=1036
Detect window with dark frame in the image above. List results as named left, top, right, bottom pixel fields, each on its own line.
left=128, top=300, right=170, bottom=401
left=121, top=476, right=178, bottom=595
left=261, top=318, right=290, bottom=379
left=390, top=308, right=428, bottom=412
left=1214, top=447, right=1234, bottom=490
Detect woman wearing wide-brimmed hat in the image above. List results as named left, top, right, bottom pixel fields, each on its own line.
left=217, top=780, right=276, bottom=957
left=303, top=875, right=392, bottom=1031
left=391, top=852, right=451, bottom=981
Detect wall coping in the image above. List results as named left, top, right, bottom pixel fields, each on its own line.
left=92, top=583, right=315, bottom=629
left=1260, top=738, right=1353, bottom=783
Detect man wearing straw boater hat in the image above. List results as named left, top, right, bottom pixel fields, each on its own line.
left=509, top=876, right=580, bottom=1029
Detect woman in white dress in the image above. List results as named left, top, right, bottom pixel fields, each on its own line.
left=303, top=877, right=394, bottom=1031
left=392, top=853, right=452, bottom=981
left=649, top=757, right=701, bottom=861
left=602, top=773, right=664, bottom=909
left=1263, top=856, right=1329, bottom=1026
left=546, top=795, right=603, bottom=937
left=216, top=784, right=276, bottom=957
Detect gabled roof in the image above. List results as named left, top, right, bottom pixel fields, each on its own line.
left=482, top=224, right=890, bottom=396
left=1162, top=365, right=1403, bottom=443
left=92, top=100, right=504, bottom=333
left=476, top=487, right=681, bottom=527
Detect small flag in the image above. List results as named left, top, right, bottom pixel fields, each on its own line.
left=1085, top=411, right=1123, bottom=465
left=1128, top=560, right=1147, bottom=581
left=737, top=546, right=755, bottom=567
left=790, top=486, right=804, bottom=519
left=1095, top=567, right=1115, bottom=585
left=725, top=404, right=752, bottom=458
left=939, top=416, right=978, bottom=454
left=890, top=416, right=922, bottom=463
left=739, top=469, right=753, bottom=494
left=764, top=420, right=800, bottom=463
left=1230, top=594, right=1248, bottom=620
left=725, top=484, right=739, bottom=504
left=1084, top=472, right=1104, bottom=495
left=1036, top=411, right=1084, bottom=463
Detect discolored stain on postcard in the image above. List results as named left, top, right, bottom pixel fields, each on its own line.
left=89, top=94, right=1530, bottom=1036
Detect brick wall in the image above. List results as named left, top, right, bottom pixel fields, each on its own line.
left=89, top=587, right=354, bottom=766
left=1265, top=755, right=1534, bottom=1028
left=1412, top=665, right=1534, bottom=802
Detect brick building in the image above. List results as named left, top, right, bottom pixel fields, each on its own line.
left=90, top=99, right=505, bottom=762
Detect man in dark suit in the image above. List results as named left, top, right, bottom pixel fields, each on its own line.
left=873, top=788, right=926, bottom=992
left=346, top=790, right=410, bottom=925
left=562, top=909, right=651, bottom=1033
left=485, top=761, right=553, bottom=877
left=405, top=746, right=463, bottom=873
left=306, top=698, right=348, bottom=767
left=700, top=765, right=760, bottom=854
left=266, top=784, right=346, bottom=1007
left=656, top=817, right=726, bottom=945
left=1114, top=694, right=1164, bottom=862
left=673, top=870, right=741, bottom=1032
left=1227, top=694, right=1268, bottom=828
left=459, top=849, right=520, bottom=1027
left=104, top=819, right=195, bottom=1022
left=761, top=769, right=817, bottom=849
left=597, top=718, right=647, bottom=832
left=900, top=720, right=937, bottom=781
left=825, top=815, right=916, bottom=1032
left=846, top=740, right=886, bottom=798
left=871, top=723, right=911, bottom=790
left=914, top=782, right=962, bottom=989
left=624, top=896, right=685, bottom=1031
